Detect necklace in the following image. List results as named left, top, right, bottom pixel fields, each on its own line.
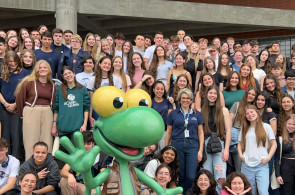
left=39, top=79, right=47, bottom=86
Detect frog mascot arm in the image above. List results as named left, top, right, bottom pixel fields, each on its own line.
left=55, top=87, right=183, bottom=195
left=55, top=133, right=110, bottom=195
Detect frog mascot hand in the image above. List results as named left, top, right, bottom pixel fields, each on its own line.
left=55, top=86, right=183, bottom=195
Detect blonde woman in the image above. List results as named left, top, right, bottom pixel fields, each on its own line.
left=15, top=60, right=56, bottom=160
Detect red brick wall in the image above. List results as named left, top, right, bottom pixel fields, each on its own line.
left=193, top=29, right=295, bottom=42
left=172, top=0, right=295, bottom=10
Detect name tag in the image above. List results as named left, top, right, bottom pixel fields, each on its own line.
left=184, top=129, right=189, bottom=138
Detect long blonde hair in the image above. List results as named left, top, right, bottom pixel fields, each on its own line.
left=240, top=105, right=267, bottom=152
left=14, top=60, right=53, bottom=96
left=281, top=114, right=295, bottom=152
left=186, top=42, right=200, bottom=72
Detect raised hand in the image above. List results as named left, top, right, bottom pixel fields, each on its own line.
left=55, top=132, right=100, bottom=173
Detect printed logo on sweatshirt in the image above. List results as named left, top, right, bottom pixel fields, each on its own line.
left=64, top=94, right=79, bottom=108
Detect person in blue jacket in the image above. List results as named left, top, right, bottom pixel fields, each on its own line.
left=0, top=51, right=30, bottom=159
left=51, top=66, right=90, bottom=141
left=58, top=34, right=88, bottom=75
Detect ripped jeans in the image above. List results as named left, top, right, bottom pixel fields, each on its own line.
left=203, top=137, right=226, bottom=180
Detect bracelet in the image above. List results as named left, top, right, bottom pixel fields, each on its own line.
left=53, top=121, right=56, bottom=122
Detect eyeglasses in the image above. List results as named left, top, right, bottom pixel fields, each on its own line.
left=71, top=41, right=80, bottom=43
left=287, top=78, right=295, bottom=81
left=181, top=97, right=192, bottom=100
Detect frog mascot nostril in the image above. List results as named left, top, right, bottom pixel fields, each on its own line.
left=55, top=86, right=183, bottom=195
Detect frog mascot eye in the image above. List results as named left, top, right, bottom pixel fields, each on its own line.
left=125, top=89, right=152, bottom=108
left=92, top=86, right=127, bottom=117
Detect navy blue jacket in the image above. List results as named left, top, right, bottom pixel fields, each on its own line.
left=58, top=48, right=89, bottom=78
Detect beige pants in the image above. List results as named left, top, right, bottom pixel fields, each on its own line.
left=23, top=106, right=53, bottom=160
left=60, top=177, right=86, bottom=195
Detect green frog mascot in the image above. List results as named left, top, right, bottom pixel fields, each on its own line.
left=55, top=86, right=183, bottom=195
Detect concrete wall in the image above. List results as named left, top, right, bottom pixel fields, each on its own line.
left=1, top=0, right=294, bottom=28
left=78, top=0, right=295, bottom=28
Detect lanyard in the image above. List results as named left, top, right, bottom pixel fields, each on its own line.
left=180, top=108, right=190, bottom=125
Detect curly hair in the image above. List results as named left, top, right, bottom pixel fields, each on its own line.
left=189, top=169, right=217, bottom=195
left=222, top=172, right=252, bottom=195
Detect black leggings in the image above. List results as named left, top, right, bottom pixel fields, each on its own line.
left=280, top=158, right=295, bottom=195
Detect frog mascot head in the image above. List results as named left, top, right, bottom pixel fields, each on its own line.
left=55, top=86, right=183, bottom=195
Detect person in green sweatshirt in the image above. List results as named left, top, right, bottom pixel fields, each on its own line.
left=51, top=66, right=90, bottom=140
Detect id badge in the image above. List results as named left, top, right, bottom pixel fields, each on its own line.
left=184, top=129, right=189, bottom=138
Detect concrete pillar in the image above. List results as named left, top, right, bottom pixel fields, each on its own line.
left=55, top=0, right=77, bottom=33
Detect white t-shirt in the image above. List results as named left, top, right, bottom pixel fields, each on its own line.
left=252, top=69, right=266, bottom=85
left=123, top=56, right=128, bottom=74
left=115, top=50, right=122, bottom=57
left=0, top=155, right=20, bottom=188
left=86, top=76, right=122, bottom=91
left=76, top=72, right=94, bottom=87
left=113, top=74, right=132, bottom=92
left=143, top=45, right=156, bottom=66
left=178, top=43, right=186, bottom=51
left=133, top=46, right=145, bottom=56
left=144, top=159, right=160, bottom=178
left=156, top=60, right=173, bottom=86
left=239, top=123, right=275, bottom=167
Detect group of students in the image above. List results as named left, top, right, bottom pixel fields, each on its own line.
left=0, top=26, right=295, bottom=195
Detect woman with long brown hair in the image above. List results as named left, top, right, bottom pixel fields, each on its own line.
left=222, top=71, right=245, bottom=110
left=277, top=94, right=295, bottom=136
left=121, top=40, right=134, bottom=74
left=228, top=87, right=258, bottom=172
left=201, top=85, right=231, bottom=192
left=263, top=74, right=284, bottom=116
left=217, top=53, right=231, bottom=87
left=238, top=105, right=277, bottom=195
left=86, top=56, right=121, bottom=127
left=51, top=66, right=90, bottom=141
left=111, top=56, right=131, bottom=92
left=128, top=52, right=146, bottom=87
left=149, top=45, right=173, bottom=86
left=166, top=53, right=192, bottom=94
left=0, top=51, right=30, bottom=159
left=194, top=73, right=225, bottom=111
left=238, top=62, right=259, bottom=91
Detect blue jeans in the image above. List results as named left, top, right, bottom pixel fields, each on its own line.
left=241, top=162, right=269, bottom=195
left=172, top=138, right=199, bottom=194
left=203, top=137, right=226, bottom=180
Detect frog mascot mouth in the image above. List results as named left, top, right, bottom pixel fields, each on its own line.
left=55, top=86, right=183, bottom=195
